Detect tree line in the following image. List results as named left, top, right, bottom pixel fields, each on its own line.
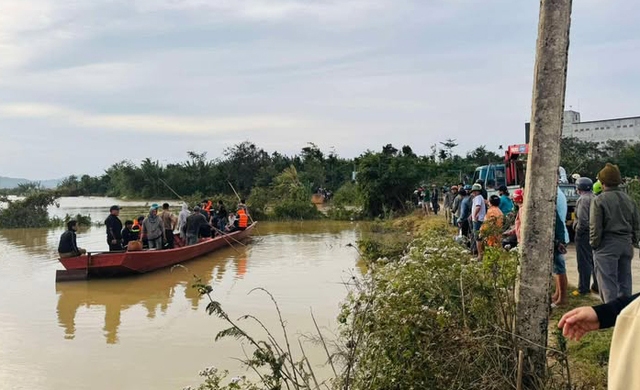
left=10, top=137, right=640, bottom=220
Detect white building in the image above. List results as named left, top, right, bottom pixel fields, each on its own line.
left=562, top=110, right=640, bottom=145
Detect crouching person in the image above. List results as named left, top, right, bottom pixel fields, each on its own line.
left=58, top=220, right=87, bottom=258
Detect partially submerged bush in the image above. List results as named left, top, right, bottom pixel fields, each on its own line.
left=0, top=191, right=59, bottom=229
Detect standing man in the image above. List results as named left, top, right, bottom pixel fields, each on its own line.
left=573, top=177, right=598, bottom=296
left=451, top=186, right=463, bottom=227
left=186, top=206, right=208, bottom=246
left=590, top=163, right=640, bottom=303
left=444, top=186, right=456, bottom=226
left=430, top=184, right=440, bottom=215
left=105, top=205, right=123, bottom=251
left=457, top=189, right=471, bottom=241
left=471, top=183, right=486, bottom=259
left=217, top=200, right=228, bottom=233
left=141, top=205, right=166, bottom=250
left=160, top=203, right=177, bottom=249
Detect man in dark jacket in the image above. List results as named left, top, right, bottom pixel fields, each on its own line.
left=186, top=206, right=208, bottom=246
left=573, top=177, right=598, bottom=295
left=58, top=220, right=86, bottom=258
left=590, top=163, right=640, bottom=303
left=105, top=205, right=123, bottom=251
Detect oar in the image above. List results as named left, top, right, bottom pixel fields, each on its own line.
left=227, top=180, right=256, bottom=224
left=212, top=226, right=247, bottom=247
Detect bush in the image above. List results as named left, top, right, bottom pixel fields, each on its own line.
left=339, top=226, right=523, bottom=390
left=50, top=213, right=92, bottom=227
left=0, top=191, right=59, bottom=229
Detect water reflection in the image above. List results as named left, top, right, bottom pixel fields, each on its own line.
left=56, top=248, right=247, bottom=344
left=0, top=228, right=59, bottom=257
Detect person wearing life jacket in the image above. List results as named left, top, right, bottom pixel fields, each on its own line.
left=202, top=199, right=213, bottom=215
left=235, top=207, right=249, bottom=231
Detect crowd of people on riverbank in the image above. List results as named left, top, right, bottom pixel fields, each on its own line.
left=57, top=199, right=251, bottom=257
left=428, top=163, right=640, bottom=388
left=426, top=162, right=640, bottom=309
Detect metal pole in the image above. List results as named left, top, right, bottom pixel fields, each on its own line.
left=515, top=0, right=573, bottom=386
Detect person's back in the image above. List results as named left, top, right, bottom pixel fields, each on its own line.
left=459, top=195, right=471, bottom=221
left=186, top=210, right=207, bottom=245
left=482, top=197, right=503, bottom=247
left=237, top=208, right=249, bottom=230
left=499, top=194, right=514, bottom=215
left=591, top=189, right=639, bottom=245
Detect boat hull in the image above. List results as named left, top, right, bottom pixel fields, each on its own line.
left=58, top=223, right=255, bottom=278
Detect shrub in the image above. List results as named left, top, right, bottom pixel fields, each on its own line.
left=339, top=227, right=522, bottom=390
left=0, top=191, right=59, bottom=229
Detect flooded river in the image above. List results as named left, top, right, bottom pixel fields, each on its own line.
left=0, top=198, right=362, bottom=390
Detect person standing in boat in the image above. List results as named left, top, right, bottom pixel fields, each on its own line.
left=216, top=200, right=228, bottom=233
left=58, top=220, right=87, bottom=258
left=177, top=203, right=190, bottom=239
left=236, top=207, right=249, bottom=231
left=140, top=205, right=166, bottom=250
left=105, top=205, right=123, bottom=251
left=160, top=203, right=177, bottom=249
left=186, top=206, right=208, bottom=246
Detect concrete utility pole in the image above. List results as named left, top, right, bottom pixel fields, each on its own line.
left=514, top=0, right=572, bottom=387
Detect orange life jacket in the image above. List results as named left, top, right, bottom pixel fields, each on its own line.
left=204, top=200, right=213, bottom=212
left=237, top=209, right=249, bottom=228
left=132, top=220, right=141, bottom=232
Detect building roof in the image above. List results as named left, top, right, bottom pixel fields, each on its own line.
left=572, top=115, right=640, bottom=125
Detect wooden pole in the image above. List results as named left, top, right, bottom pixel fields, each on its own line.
left=514, top=0, right=572, bottom=386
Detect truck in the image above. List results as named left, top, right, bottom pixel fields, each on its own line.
left=472, top=144, right=578, bottom=240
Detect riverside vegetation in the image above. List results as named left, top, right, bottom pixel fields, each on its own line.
left=4, top=138, right=640, bottom=228
left=185, top=215, right=611, bottom=390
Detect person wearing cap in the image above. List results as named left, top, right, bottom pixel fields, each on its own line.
left=497, top=185, right=514, bottom=216
left=140, top=204, right=166, bottom=250
left=475, top=179, right=488, bottom=202
left=590, top=163, right=640, bottom=303
left=470, top=183, right=486, bottom=258
left=573, top=177, right=598, bottom=296
left=105, top=205, right=123, bottom=251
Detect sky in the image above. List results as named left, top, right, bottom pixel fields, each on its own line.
left=1, top=0, right=639, bottom=180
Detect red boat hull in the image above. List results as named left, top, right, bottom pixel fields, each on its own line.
left=59, top=223, right=255, bottom=278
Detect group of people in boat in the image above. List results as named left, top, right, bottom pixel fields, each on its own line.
left=57, top=199, right=251, bottom=258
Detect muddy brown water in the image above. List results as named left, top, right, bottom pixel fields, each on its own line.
left=0, top=197, right=363, bottom=390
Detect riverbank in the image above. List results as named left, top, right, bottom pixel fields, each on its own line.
left=355, top=212, right=610, bottom=390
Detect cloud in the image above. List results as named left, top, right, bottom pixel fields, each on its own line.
left=0, top=103, right=323, bottom=134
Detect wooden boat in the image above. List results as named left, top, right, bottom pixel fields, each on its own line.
left=57, top=223, right=255, bottom=280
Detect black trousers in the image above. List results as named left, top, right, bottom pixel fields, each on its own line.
left=164, top=230, right=174, bottom=249
left=108, top=241, right=123, bottom=251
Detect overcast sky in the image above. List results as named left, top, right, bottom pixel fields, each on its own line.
left=1, top=1, right=639, bottom=179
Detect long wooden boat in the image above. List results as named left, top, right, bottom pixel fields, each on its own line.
left=57, top=223, right=255, bottom=280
